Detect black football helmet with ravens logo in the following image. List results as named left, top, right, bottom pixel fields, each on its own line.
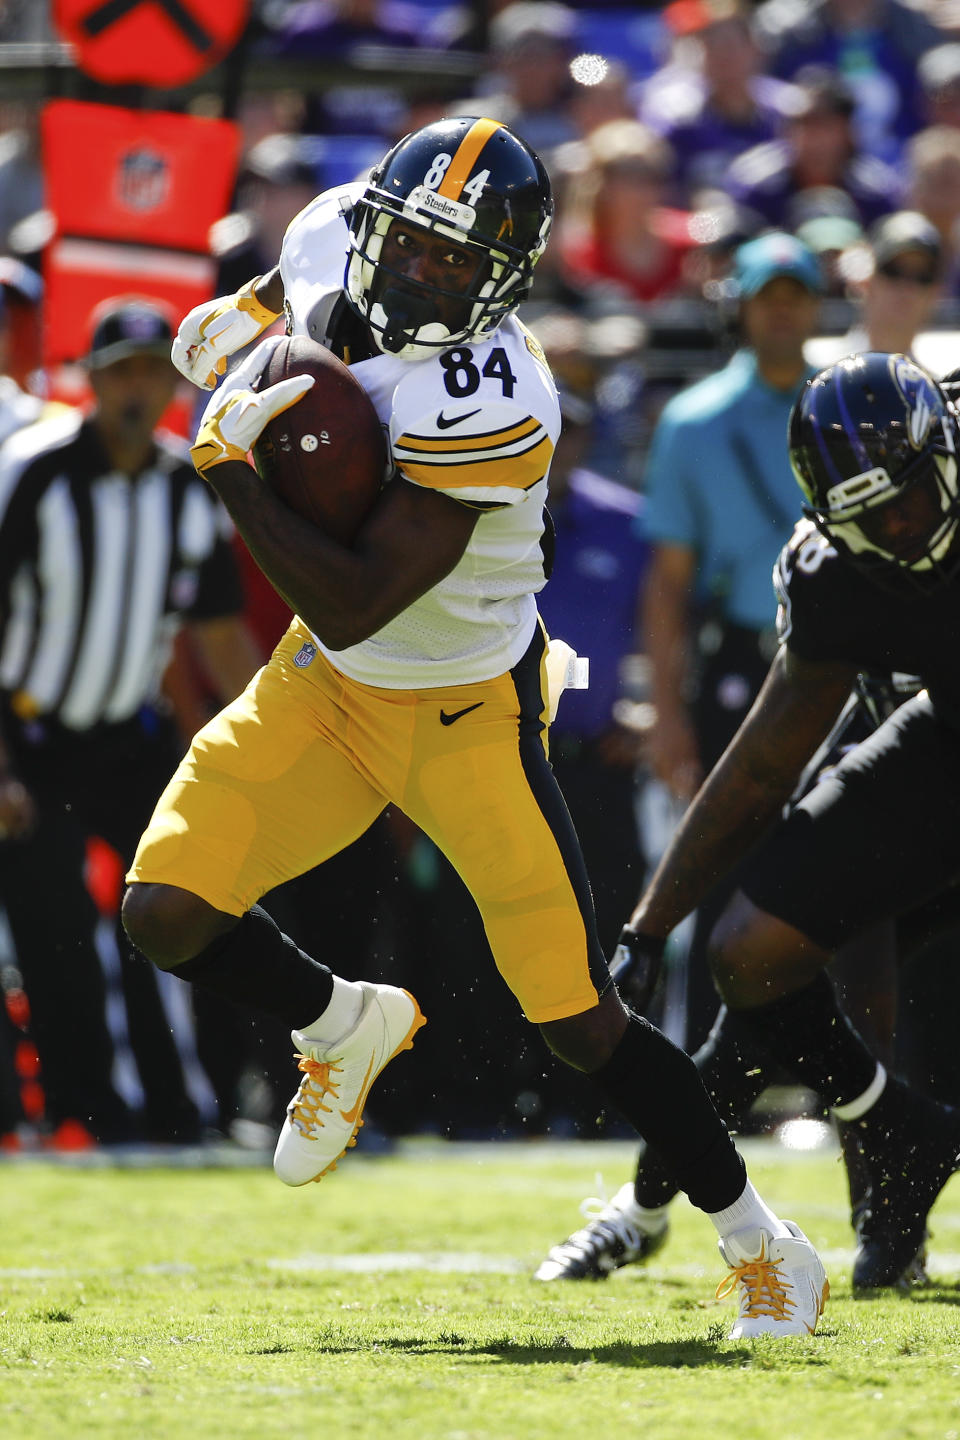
left=788, top=351, right=960, bottom=586
left=344, top=117, right=553, bottom=361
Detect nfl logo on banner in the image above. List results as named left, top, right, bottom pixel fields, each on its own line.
left=294, top=642, right=317, bottom=668
left=117, top=148, right=170, bottom=213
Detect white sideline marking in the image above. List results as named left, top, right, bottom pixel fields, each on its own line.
left=0, top=1254, right=524, bottom=1280
left=267, top=1252, right=525, bottom=1275
left=6, top=1245, right=960, bottom=1282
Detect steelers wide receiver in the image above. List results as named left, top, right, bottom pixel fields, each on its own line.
left=123, top=118, right=827, bottom=1340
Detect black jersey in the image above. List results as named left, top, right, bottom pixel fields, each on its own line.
left=774, top=519, right=960, bottom=730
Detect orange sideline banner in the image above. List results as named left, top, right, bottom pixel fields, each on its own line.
left=42, top=99, right=240, bottom=369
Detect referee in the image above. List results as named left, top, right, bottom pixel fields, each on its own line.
left=0, top=296, right=261, bottom=1144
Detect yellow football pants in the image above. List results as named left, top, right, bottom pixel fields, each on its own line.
left=128, top=620, right=608, bottom=1022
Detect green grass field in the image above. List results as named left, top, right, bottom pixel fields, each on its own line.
left=3, top=1136, right=960, bottom=1440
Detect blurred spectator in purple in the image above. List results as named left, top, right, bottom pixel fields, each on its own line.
left=458, top=2, right=581, bottom=153
left=263, top=1, right=421, bottom=139
left=641, top=0, right=801, bottom=206
left=555, top=119, right=701, bottom=307
left=904, top=125, right=960, bottom=293
left=571, top=310, right=657, bottom=492
left=423, top=0, right=502, bottom=51
left=264, top=0, right=420, bottom=54
left=754, top=0, right=943, bottom=164
left=534, top=309, right=649, bottom=952
left=727, top=65, right=902, bottom=231
left=918, top=42, right=960, bottom=129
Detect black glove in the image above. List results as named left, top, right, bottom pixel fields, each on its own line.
left=608, top=927, right=667, bottom=1014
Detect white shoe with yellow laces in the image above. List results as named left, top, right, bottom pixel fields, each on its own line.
left=273, top=981, right=425, bottom=1186
left=717, top=1221, right=829, bottom=1339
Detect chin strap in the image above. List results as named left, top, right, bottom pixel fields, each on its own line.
left=378, top=288, right=436, bottom=353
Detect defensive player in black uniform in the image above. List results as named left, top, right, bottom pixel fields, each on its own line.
left=539, top=352, right=960, bottom=1292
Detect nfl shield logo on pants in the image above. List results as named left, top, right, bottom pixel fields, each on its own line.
left=294, top=642, right=317, bottom=668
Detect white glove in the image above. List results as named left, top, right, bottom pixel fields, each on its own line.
left=190, top=374, right=315, bottom=477
left=172, top=277, right=282, bottom=389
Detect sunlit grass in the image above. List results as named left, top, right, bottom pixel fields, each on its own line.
left=2, top=1138, right=960, bottom=1439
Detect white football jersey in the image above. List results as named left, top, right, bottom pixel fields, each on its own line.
left=278, top=187, right=560, bottom=689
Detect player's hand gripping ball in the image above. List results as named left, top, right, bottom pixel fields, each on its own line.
left=190, top=372, right=316, bottom=474
left=251, top=335, right=387, bottom=545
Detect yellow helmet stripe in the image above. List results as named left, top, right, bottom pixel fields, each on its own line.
left=437, top=117, right=504, bottom=202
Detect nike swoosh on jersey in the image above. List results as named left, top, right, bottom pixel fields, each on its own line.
left=436, top=408, right=482, bottom=429
left=339, top=1053, right=377, bottom=1125
left=439, top=701, right=484, bottom=726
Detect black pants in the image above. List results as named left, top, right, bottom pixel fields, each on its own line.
left=740, top=694, right=960, bottom=1108
left=743, top=694, right=960, bottom=948
left=0, top=708, right=200, bottom=1140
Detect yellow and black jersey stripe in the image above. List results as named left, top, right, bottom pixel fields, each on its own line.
left=393, top=415, right=554, bottom=505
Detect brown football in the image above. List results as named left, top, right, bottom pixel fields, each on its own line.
left=252, top=335, right=386, bottom=545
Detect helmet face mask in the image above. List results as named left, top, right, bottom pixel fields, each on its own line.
left=344, top=117, right=553, bottom=361
left=364, top=217, right=493, bottom=353
left=789, top=351, right=960, bottom=587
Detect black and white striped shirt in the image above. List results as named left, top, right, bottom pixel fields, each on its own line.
left=0, top=410, right=243, bottom=731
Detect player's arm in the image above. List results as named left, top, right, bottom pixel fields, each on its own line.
left=208, top=463, right=476, bottom=648
left=191, top=381, right=479, bottom=648
left=253, top=268, right=284, bottom=315
left=629, top=645, right=858, bottom=938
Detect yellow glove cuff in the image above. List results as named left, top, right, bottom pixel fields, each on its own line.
left=235, top=276, right=283, bottom=328
left=190, top=410, right=247, bottom=476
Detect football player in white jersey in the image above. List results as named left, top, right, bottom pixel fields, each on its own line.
left=122, top=117, right=827, bottom=1338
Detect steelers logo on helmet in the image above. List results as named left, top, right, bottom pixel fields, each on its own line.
left=788, top=351, right=960, bottom=586
left=344, top=117, right=553, bottom=361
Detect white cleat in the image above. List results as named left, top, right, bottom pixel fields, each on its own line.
left=717, top=1221, right=829, bottom=1339
left=273, top=981, right=425, bottom=1186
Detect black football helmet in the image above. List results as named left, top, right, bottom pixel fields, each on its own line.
left=344, top=117, right=553, bottom=361
left=788, top=351, right=960, bottom=584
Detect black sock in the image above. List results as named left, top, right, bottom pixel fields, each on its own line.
left=633, top=1005, right=774, bottom=1209
left=590, top=1013, right=746, bottom=1213
left=173, top=905, right=334, bottom=1029
left=730, top=971, right=877, bottom=1109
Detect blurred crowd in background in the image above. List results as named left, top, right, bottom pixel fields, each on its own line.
left=2, top=0, right=960, bottom=1156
